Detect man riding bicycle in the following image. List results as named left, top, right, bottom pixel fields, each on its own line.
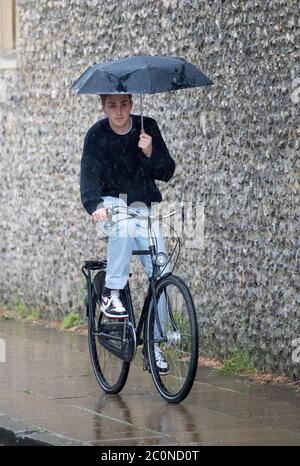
left=80, top=93, right=175, bottom=373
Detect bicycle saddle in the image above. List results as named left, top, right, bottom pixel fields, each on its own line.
left=83, top=260, right=107, bottom=270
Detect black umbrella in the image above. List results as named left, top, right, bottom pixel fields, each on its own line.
left=71, top=55, right=212, bottom=129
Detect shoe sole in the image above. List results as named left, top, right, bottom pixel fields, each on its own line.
left=100, top=307, right=128, bottom=319
left=158, top=368, right=170, bottom=376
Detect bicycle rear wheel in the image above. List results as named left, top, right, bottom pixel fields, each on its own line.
left=146, top=274, right=198, bottom=403
left=88, top=288, right=130, bottom=394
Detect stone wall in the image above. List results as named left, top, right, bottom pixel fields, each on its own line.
left=0, top=0, right=299, bottom=379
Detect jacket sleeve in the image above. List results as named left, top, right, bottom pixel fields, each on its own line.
left=80, top=130, right=104, bottom=215
left=141, top=119, right=175, bottom=182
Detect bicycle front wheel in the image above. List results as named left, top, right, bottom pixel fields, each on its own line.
left=146, top=275, right=198, bottom=403
left=88, top=289, right=130, bottom=394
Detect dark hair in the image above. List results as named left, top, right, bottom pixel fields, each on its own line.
left=100, top=94, right=132, bottom=105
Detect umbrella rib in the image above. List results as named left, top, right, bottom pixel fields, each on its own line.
left=104, top=71, right=116, bottom=92
left=71, top=65, right=93, bottom=91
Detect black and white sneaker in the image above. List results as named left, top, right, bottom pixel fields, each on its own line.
left=154, top=343, right=170, bottom=375
left=100, top=288, right=128, bottom=319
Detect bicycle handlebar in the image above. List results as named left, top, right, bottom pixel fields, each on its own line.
left=106, top=204, right=183, bottom=223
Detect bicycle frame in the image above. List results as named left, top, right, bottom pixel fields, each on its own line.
left=82, top=214, right=171, bottom=361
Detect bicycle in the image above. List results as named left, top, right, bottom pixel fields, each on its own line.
left=82, top=205, right=199, bottom=403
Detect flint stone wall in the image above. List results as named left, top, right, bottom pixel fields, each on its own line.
left=0, top=0, right=299, bottom=379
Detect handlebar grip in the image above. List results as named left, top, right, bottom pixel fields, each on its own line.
left=106, top=207, right=113, bottom=225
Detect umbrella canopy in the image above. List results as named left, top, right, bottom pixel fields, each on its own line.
left=71, top=55, right=213, bottom=95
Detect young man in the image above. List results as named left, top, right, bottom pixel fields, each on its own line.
left=80, top=94, right=175, bottom=373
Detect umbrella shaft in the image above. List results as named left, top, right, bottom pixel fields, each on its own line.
left=140, top=94, right=144, bottom=132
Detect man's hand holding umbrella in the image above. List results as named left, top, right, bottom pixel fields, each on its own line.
left=139, top=130, right=152, bottom=158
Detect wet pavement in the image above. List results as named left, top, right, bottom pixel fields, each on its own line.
left=0, top=319, right=300, bottom=446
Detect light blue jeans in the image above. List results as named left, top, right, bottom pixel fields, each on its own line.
left=96, top=196, right=170, bottom=339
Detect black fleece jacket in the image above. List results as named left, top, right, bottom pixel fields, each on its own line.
left=80, top=114, right=175, bottom=215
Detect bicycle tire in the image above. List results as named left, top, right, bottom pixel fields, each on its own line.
left=88, top=288, right=130, bottom=394
left=146, top=274, right=198, bottom=403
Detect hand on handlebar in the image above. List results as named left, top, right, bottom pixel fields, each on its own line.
left=92, top=207, right=108, bottom=222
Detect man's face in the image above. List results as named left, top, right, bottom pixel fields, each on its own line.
left=102, top=95, right=133, bottom=133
